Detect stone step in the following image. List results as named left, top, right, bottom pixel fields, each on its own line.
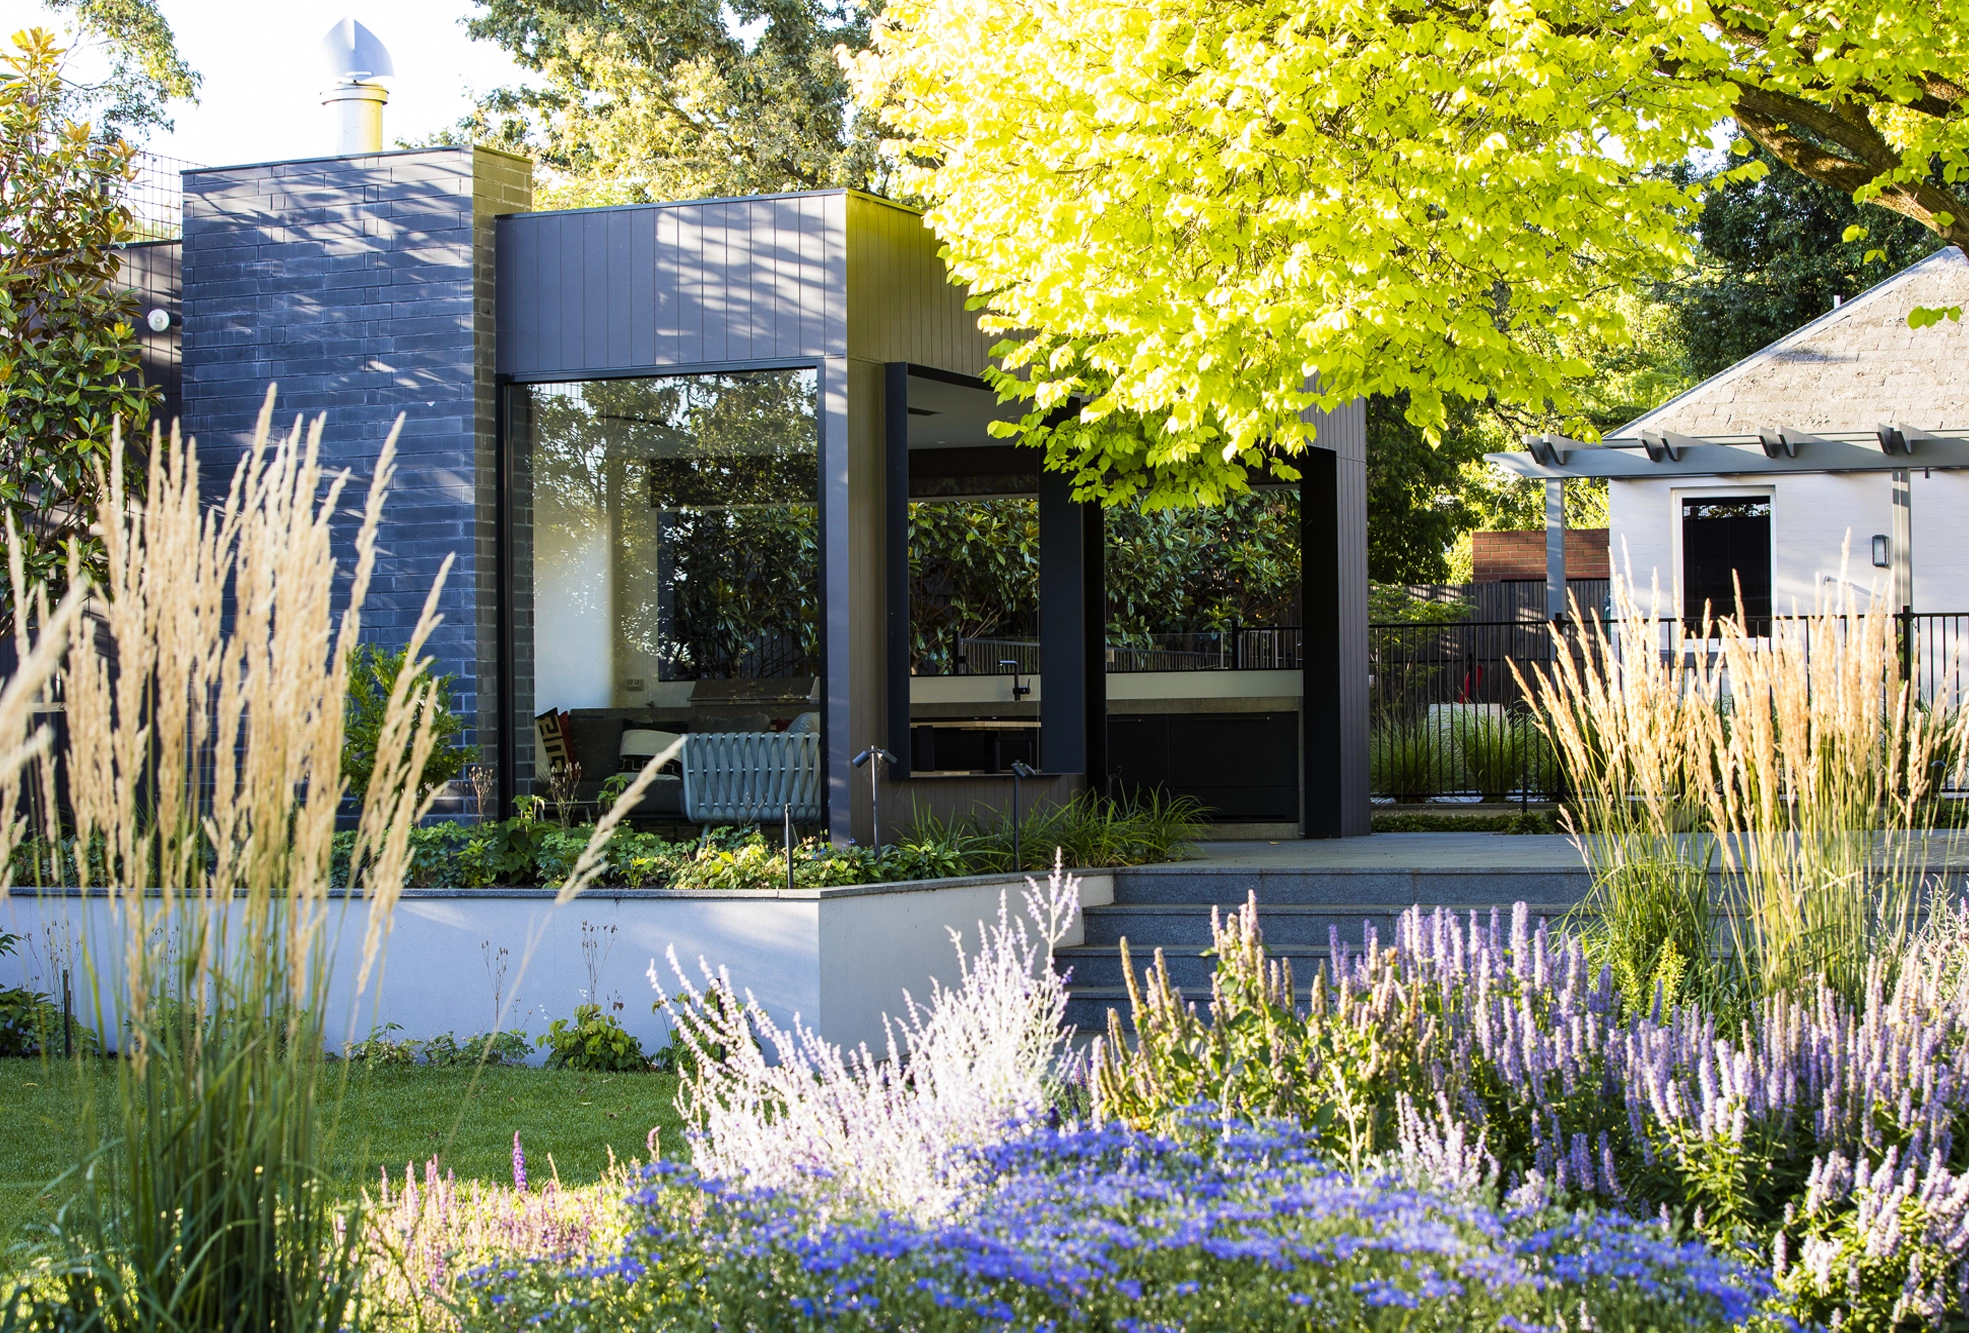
left=1057, top=943, right=1332, bottom=992
left=1108, top=864, right=1606, bottom=907
left=1077, top=901, right=1584, bottom=948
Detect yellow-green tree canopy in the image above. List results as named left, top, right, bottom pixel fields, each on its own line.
left=846, top=0, right=1969, bottom=505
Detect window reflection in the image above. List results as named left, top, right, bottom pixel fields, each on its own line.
left=525, top=370, right=820, bottom=715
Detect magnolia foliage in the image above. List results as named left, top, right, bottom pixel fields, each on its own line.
left=847, top=0, right=1969, bottom=504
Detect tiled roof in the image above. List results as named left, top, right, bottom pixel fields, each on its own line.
left=1616, top=247, right=1969, bottom=438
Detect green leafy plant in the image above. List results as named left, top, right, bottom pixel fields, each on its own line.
left=0, top=29, right=158, bottom=630
left=340, top=1024, right=532, bottom=1067
left=340, top=1022, right=420, bottom=1066
left=343, top=642, right=478, bottom=802
left=0, top=930, right=88, bottom=1057
left=544, top=1003, right=649, bottom=1072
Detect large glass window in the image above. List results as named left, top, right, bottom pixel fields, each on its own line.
left=520, top=369, right=820, bottom=716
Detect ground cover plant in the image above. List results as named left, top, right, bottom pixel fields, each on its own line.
left=471, top=1122, right=1772, bottom=1333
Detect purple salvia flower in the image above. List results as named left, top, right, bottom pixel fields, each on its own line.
left=513, top=1130, right=528, bottom=1193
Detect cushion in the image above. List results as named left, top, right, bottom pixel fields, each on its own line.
left=620, top=728, right=684, bottom=774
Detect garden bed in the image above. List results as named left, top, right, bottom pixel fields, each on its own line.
left=2, top=869, right=1115, bottom=1056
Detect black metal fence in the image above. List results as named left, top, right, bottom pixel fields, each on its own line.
left=1369, top=611, right=1969, bottom=804
left=950, top=627, right=1304, bottom=675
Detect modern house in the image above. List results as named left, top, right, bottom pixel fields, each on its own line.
left=1490, top=247, right=1969, bottom=628
left=118, top=143, right=1374, bottom=845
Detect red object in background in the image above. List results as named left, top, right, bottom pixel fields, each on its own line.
left=1471, top=529, right=1610, bottom=583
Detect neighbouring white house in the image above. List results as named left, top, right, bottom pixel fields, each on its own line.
left=1491, top=246, right=1969, bottom=623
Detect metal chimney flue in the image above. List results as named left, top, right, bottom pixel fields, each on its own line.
left=321, top=18, right=394, bottom=154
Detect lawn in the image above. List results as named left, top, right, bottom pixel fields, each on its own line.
left=0, top=1059, right=686, bottom=1251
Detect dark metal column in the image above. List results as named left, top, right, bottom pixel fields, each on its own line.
left=1082, top=500, right=1107, bottom=795
left=1037, top=470, right=1087, bottom=774
left=884, top=362, right=913, bottom=776
left=1301, top=449, right=1342, bottom=836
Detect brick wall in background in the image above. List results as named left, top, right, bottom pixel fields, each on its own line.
left=1472, top=528, right=1611, bottom=583
left=180, top=146, right=531, bottom=793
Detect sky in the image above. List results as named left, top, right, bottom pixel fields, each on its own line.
left=0, top=0, right=531, bottom=167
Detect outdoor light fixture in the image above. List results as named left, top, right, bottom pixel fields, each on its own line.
left=1873, top=534, right=1892, bottom=569
left=851, top=745, right=897, bottom=850
left=1009, top=760, right=1038, bottom=872
left=145, top=307, right=177, bottom=333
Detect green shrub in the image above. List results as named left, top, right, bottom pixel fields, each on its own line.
left=339, top=1023, right=533, bottom=1067
left=1452, top=711, right=1552, bottom=802
left=1369, top=720, right=1446, bottom=801
left=0, top=932, right=90, bottom=1057
left=1369, top=810, right=1559, bottom=834
left=342, top=643, right=478, bottom=802
left=543, top=1003, right=648, bottom=1072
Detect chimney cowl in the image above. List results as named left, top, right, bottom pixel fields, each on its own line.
left=320, top=18, right=394, bottom=155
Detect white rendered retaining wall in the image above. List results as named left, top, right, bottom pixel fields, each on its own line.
left=0, top=871, right=1112, bottom=1060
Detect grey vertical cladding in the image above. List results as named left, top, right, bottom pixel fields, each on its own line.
left=181, top=146, right=530, bottom=784
left=497, top=192, right=851, bottom=378
left=844, top=194, right=993, bottom=375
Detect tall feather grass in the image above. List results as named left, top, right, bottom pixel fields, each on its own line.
left=4, top=396, right=458, bottom=1332
left=1519, top=579, right=1969, bottom=1012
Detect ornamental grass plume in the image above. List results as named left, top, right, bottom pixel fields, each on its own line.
left=1518, top=575, right=1969, bottom=1014
left=1511, top=579, right=1728, bottom=1013
left=654, top=856, right=1082, bottom=1218
left=4, top=394, right=459, bottom=1333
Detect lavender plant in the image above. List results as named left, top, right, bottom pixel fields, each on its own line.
left=1096, top=897, right=1969, bottom=1329
left=467, top=1119, right=1773, bottom=1333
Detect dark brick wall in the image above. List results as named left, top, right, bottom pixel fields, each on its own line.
left=181, top=147, right=531, bottom=804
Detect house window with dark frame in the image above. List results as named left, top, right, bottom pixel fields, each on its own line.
left=1682, top=496, right=1772, bottom=629
left=520, top=369, right=821, bottom=711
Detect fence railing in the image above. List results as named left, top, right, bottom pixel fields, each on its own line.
left=123, top=151, right=198, bottom=242
left=944, top=627, right=1303, bottom=676
left=1368, top=611, right=1969, bottom=803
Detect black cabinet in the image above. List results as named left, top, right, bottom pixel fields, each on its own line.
left=1107, top=712, right=1298, bottom=822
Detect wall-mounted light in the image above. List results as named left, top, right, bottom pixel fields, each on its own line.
left=145, top=307, right=178, bottom=333
left=1872, top=534, right=1891, bottom=569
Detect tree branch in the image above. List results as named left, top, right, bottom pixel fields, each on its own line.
left=1731, top=85, right=1969, bottom=255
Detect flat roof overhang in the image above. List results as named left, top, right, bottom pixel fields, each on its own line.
left=1488, top=425, right=1969, bottom=479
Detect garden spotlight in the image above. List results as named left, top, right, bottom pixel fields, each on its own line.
left=1010, top=759, right=1038, bottom=871
left=851, top=745, right=898, bottom=850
